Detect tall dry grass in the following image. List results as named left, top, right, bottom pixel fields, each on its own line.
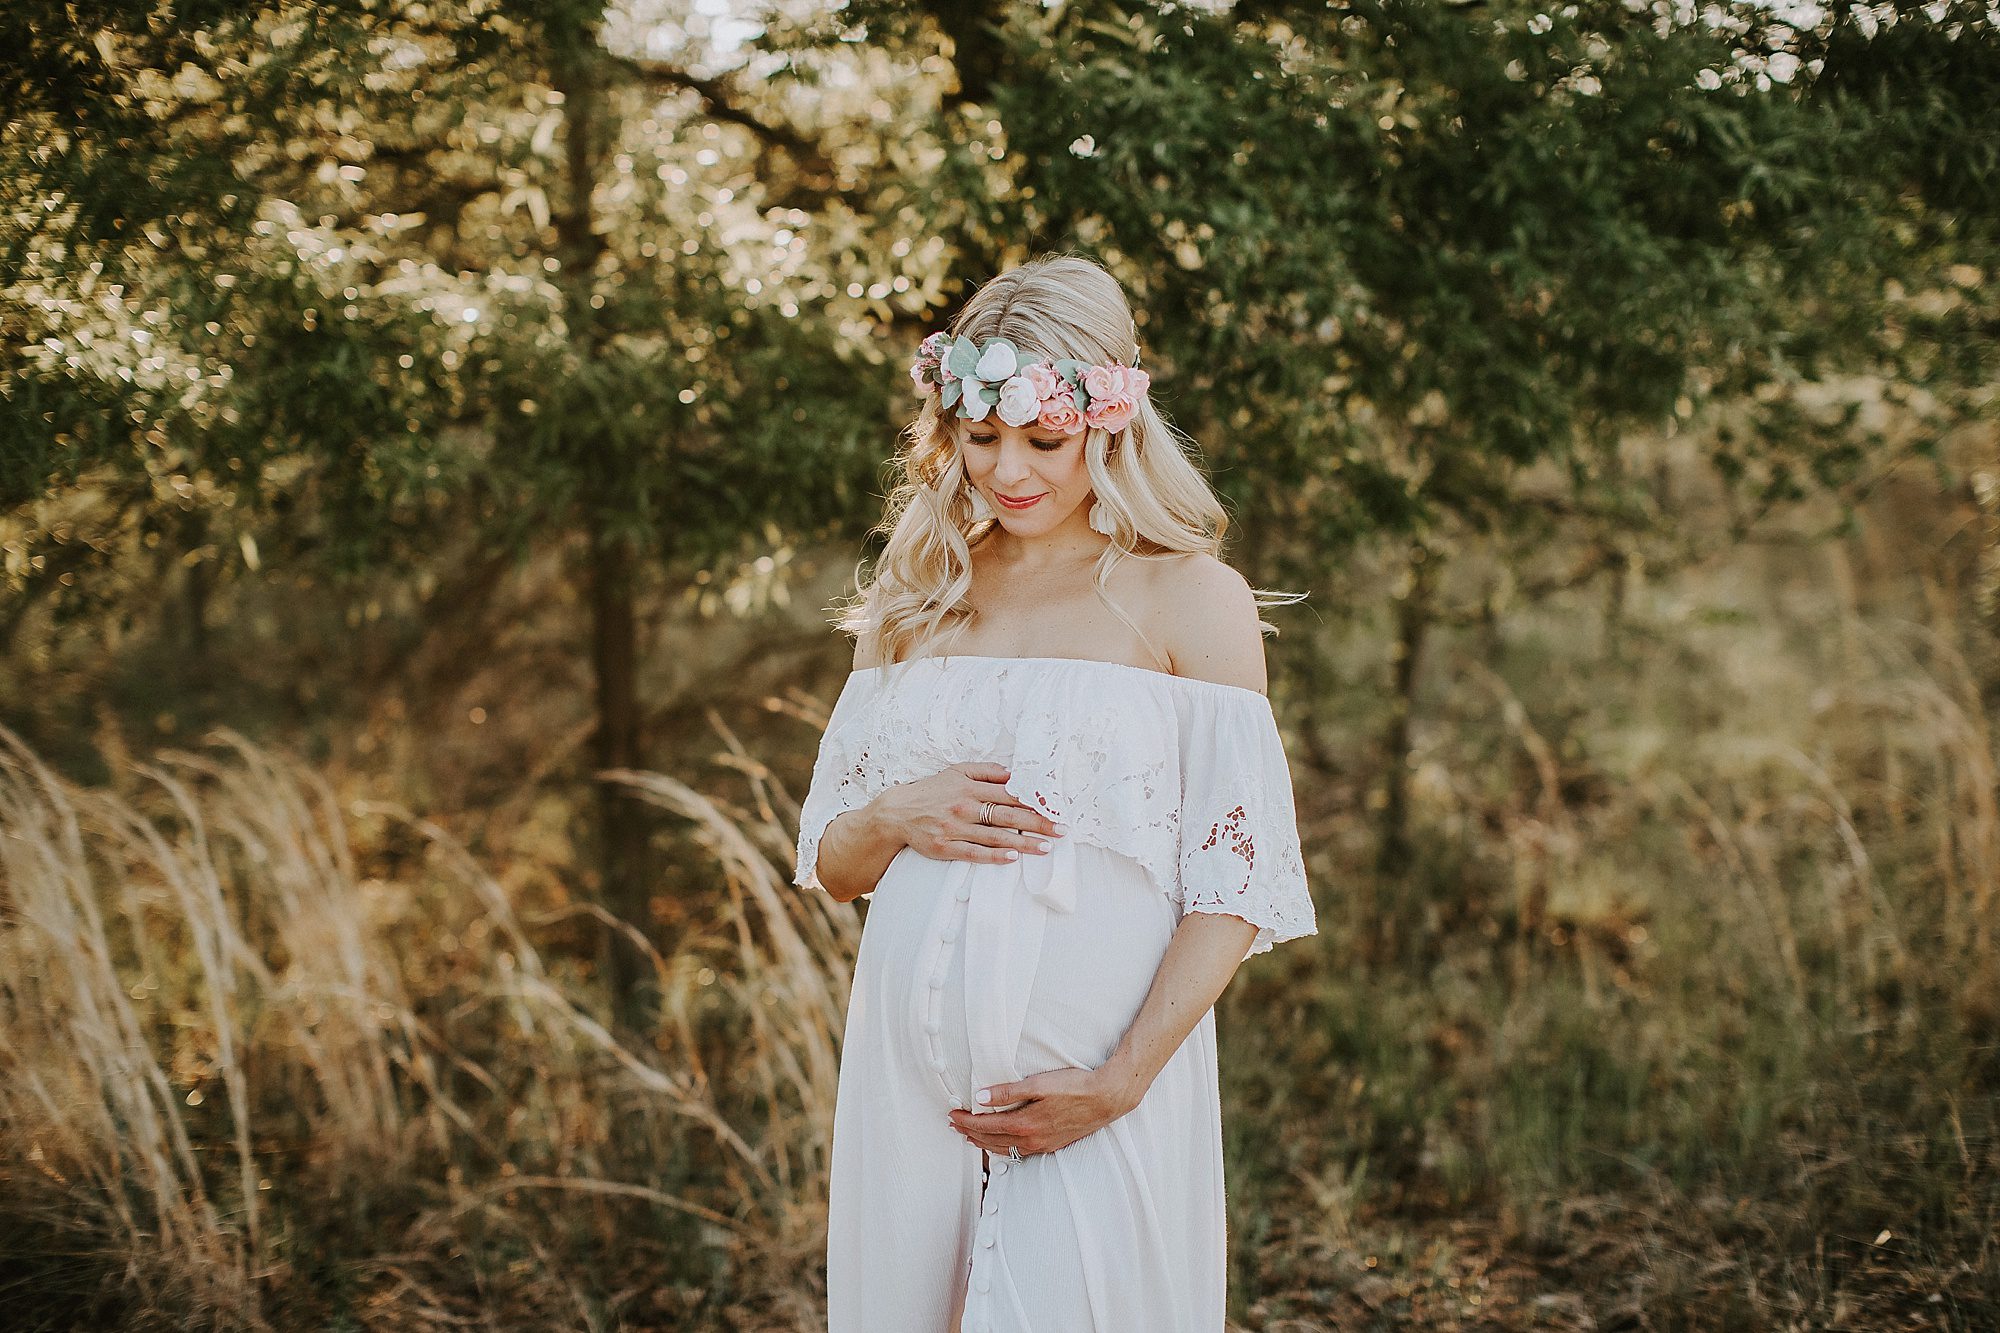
left=0, top=710, right=859, bottom=1330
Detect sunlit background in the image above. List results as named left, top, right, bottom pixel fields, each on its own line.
left=3, top=1, right=1997, bottom=1328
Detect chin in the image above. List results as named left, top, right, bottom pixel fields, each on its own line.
left=996, top=509, right=1064, bottom=531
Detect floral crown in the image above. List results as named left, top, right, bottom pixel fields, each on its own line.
left=910, top=331, right=1152, bottom=435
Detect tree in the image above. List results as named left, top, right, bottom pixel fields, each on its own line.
left=2, top=0, right=941, bottom=1018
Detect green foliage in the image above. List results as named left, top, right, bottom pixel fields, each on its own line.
left=5, top=0, right=1995, bottom=606
left=910, top=0, right=1998, bottom=568
left=1, top=0, right=904, bottom=590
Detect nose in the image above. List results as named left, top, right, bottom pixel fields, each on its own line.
left=994, top=439, right=1037, bottom=486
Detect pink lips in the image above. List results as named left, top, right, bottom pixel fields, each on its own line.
left=995, top=492, right=1046, bottom=510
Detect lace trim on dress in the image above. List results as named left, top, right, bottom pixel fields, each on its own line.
left=793, top=656, right=1317, bottom=958
left=792, top=669, right=890, bottom=898
left=1175, top=685, right=1316, bottom=957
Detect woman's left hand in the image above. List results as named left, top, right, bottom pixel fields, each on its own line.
left=948, top=1065, right=1141, bottom=1157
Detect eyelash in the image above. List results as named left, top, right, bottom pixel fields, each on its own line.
left=969, top=436, right=1063, bottom=451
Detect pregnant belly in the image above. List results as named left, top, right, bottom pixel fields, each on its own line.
left=852, top=839, right=1179, bottom=1112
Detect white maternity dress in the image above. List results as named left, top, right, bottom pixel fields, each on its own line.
left=793, top=654, right=1319, bottom=1333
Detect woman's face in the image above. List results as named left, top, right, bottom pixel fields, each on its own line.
left=958, top=417, right=1091, bottom=535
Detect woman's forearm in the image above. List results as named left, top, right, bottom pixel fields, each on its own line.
left=1096, top=910, right=1261, bottom=1110
left=814, top=802, right=906, bottom=903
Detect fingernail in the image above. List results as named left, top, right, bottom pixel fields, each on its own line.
left=1052, top=823, right=1068, bottom=836
left=976, top=1089, right=992, bottom=1104
left=1032, top=839, right=1051, bottom=853
left=1003, top=849, right=1018, bottom=860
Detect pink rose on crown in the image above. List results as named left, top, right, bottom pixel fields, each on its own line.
left=1080, top=364, right=1150, bottom=433
left=1022, top=361, right=1064, bottom=400
left=1037, top=389, right=1084, bottom=434
left=1080, top=363, right=1150, bottom=402
left=1084, top=395, right=1138, bottom=433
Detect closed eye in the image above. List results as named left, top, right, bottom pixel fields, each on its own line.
left=968, top=435, right=1064, bottom=450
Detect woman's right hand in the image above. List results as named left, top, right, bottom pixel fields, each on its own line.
left=873, top=762, right=1066, bottom=864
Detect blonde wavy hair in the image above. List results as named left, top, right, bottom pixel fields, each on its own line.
left=832, top=251, right=1303, bottom=676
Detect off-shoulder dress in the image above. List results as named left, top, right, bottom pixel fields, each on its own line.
left=793, top=653, right=1319, bottom=1332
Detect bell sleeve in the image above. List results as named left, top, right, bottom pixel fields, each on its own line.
left=1175, top=684, right=1319, bottom=960
left=793, top=669, right=888, bottom=898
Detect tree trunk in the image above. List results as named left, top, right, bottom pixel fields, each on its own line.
left=549, top=13, right=658, bottom=1025
left=587, top=523, right=656, bottom=1020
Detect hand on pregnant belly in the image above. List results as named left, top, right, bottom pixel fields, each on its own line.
left=947, top=1064, right=1140, bottom=1156
left=875, top=761, right=1065, bottom=864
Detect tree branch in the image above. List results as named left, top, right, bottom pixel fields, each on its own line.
left=612, top=55, right=870, bottom=212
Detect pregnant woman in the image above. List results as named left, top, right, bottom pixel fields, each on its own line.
left=793, top=253, right=1319, bottom=1331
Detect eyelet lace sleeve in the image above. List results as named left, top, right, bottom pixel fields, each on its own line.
left=793, top=669, right=888, bottom=897
left=1175, top=686, right=1318, bottom=959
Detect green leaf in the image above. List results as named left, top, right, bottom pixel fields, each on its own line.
left=947, top=336, right=982, bottom=378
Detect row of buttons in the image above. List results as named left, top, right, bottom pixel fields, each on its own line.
left=930, top=866, right=1004, bottom=1330
left=922, top=871, right=974, bottom=1095
left=963, top=1151, right=1011, bottom=1325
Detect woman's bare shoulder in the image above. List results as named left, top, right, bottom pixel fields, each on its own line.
left=1143, top=553, right=1268, bottom=694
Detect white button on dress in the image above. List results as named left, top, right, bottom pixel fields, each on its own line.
left=794, top=655, right=1319, bottom=1332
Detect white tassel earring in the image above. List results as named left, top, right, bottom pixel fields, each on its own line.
left=966, top=485, right=996, bottom=522
left=1088, top=498, right=1116, bottom=535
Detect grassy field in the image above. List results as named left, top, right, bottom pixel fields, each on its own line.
left=1, top=437, right=1994, bottom=1330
